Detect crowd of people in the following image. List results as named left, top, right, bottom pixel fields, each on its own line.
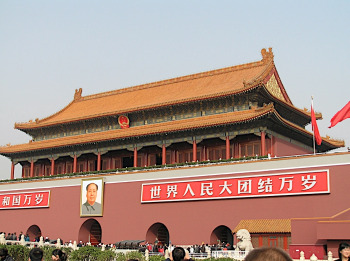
left=147, top=245, right=293, bottom=261
left=1, top=230, right=349, bottom=261
left=1, top=244, right=347, bottom=261
left=0, top=231, right=80, bottom=247
left=151, top=243, right=348, bottom=261
left=0, top=231, right=43, bottom=243
left=141, top=241, right=234, bottom=255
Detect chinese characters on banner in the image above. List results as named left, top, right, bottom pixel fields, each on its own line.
left=0, top=191, right=50, bottom=209
left=141, top=171, right=329, bottom=203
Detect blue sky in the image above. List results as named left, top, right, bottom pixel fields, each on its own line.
left=0, top=0, right=349, bottom=179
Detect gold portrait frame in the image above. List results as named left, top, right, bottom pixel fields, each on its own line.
left=80, top=178, right=104, bottom=217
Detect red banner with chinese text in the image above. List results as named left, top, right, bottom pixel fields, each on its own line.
left=0, top=191, right=50, bottom=209
left=141, top=171, right=329, bottom=203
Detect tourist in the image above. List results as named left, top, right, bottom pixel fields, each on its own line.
left=335, top=242, right=350, bottom=261
left=244, top=247, right=292, bottom=261
left=51, top=249, right=67, bottom=261
left=0, top=248, right=14, bottom=261
left=28, top=247, right=43, bottom=261
left=172, top=247, right=186, bottom=261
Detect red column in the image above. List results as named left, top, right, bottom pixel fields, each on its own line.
left=162, top=144, right=166, bottom=165
left=73, top=155, right=77, bottom=173
left=226, top=136, right=230, bottom=159
left=51, top=158, right=55, bottom=176
left=144, top=153, right=148, bottom=167
left=192, top=140, right=197, bottom=162
left=261, top=131, right=266, bottom=156
left=108, top=158, right=111, bottom=170
left=171, top=150, right=175, bottom=164
left=270, top=135, right=275, bottom=157
left=259, top=236, right=263, bottom=247
left=97, top=152, right=101, bottom=171
left=134, top=147, right=138, bottom=167
left=11, top=162, right=15, bottom=180
left=30, top=160, right=34, bottom=177
left=283, top=235, right=288, bottom=250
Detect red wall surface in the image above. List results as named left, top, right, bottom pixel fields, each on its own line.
left=0, top=156, right=349, bottom=247
left=274, top=136, right=312, bottom=157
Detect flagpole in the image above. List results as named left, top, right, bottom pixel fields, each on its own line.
left=311, top=96, right=316, bottom=155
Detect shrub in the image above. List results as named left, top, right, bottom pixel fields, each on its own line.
left=149, top=254, right=166, bottom=261
left=69, top=246, right=115, bottom=261
left=6, top=244, right=30, bottom=261
left=115, top=250, right=146, bottom=261
left=115, top=252, right=126, bottom=261
left=201, top=258, right=238, bottom=261
left=126, top=251, right=146, bottom=261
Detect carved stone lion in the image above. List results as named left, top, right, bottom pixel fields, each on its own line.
left=236, top=229, right=254, bottom=252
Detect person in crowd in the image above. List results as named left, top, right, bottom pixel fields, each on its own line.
left=28, top=247, right=43, bottom=261
left=51, top=249, right=67, bottom=261
left=172, top=247, right=186, bottom=261
left=335, top=242, right=350, bottom=261
left=244, top=247, right=292, bottom=261
left=0, top=248, right=14, bottom=261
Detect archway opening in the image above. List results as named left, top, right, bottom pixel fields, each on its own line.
left=26, top=225, right=41, bottom=242
left=146, top=223, right=169, bottom=246
left=210, top=225, right=233, bottom=247
left=78, top=219, right=102, bottom=245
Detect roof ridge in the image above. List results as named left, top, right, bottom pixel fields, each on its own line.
left=14, top=48, right=275, bottom=129
left=81, top=49, right=273, bottom=101
left=15, top=99, right=77, bottom=130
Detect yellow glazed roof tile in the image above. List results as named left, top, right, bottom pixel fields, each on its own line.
left=15, top=49, right=277, bottom=129
left=2, top=105, right=275, bottom=154
left=1, top=103, right=343, bottom=154
left=233, top=219, right=291, bottom=233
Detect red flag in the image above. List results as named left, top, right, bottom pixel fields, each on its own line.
left=311, top=101, right=322, bottom=145
left=329, top=101, right=350, bottom=128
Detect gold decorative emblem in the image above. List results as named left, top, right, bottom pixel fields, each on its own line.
left=266, top=74, right=285, bottom=101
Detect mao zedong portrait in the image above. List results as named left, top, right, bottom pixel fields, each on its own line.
left=81, top=182, right=102, bottom=215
